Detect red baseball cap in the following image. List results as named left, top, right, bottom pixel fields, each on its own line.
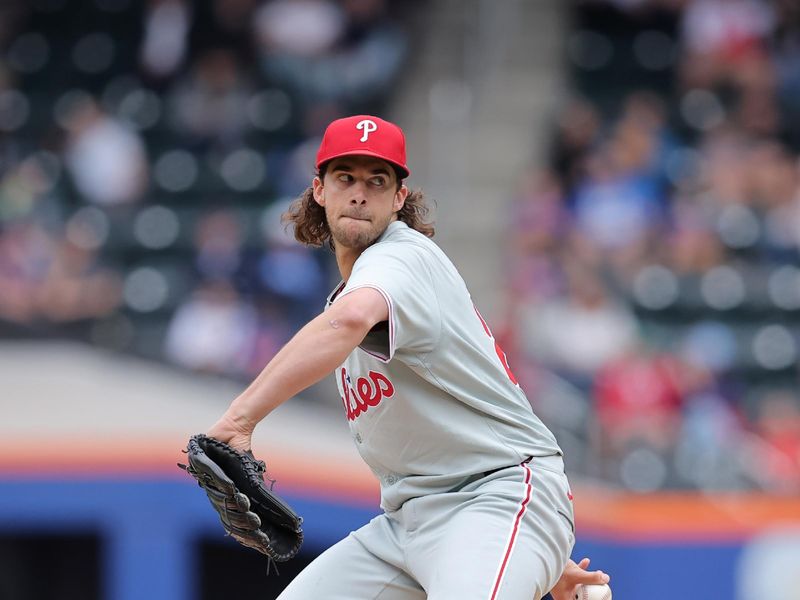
left=316, top=115, right=410, bottom=179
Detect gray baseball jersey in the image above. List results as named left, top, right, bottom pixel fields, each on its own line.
left=327, top=220, right=562, bottom=513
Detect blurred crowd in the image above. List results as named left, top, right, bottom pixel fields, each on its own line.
left=2, top=0, right=798, bottom=493
left=506, top=0, right=800, bottom=493
left=0, top=0, right=412, bottom=382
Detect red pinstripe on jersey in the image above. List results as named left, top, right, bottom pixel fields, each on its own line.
left=489, top=460, right=533, bottom=599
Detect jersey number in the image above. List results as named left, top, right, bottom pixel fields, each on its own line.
left=474, top=307, right=518, bottom=386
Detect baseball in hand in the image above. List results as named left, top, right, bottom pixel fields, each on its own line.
left=575, top=583, right=612, bottom=600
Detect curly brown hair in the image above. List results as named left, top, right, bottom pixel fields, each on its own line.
left=282, top=166, right=435, bottom=249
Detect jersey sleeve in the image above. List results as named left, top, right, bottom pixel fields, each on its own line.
left=337, top=242, right=441, bottom=362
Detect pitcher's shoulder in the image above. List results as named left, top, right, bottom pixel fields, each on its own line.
left=368, top=225, right=436, bottom=256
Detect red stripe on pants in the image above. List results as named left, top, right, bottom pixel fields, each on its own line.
left=489, top=462, right=533, bottom=600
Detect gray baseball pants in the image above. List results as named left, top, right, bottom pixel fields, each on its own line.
left=277, top=455, right=575, bottom=600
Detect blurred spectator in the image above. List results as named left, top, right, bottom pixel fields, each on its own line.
left=334, top=0, right=409, bottom=106
left=190, top=0, right=258, bottom=61
left=679, top=0, right=782, bottom=137
left=167, top=48, right=252, bottom=149
left=550, top=98, right=601, bottom=192
left=139, top=0, right=191, bottom=85
left=274, top=130, right=327, bottom=197
left=193, top=208, right=247, bottom=284
left=510, top=169, right=567, bottom=256
left=748, top=140, right=796, bottom=209
left=666, top=196, right=726, bottom=274
left=63, top=97, right=149, bottom=206
left=698, top=126, right=752, bottom=204
left=568, top=144, right=664, bottom=272
left=674, top=385, right=748, bottom=489
left=751, top=389, right=800, bottom=493
left=566, top=95, right=671, bottom=277
left=772, top=0, right=800, bottom=146
left=0, top=150, right=62, bottom=226
left=35, top=236, right=122, bottom=323
left=672, top=324, right=748, bottom=489
left=518, top=263, right=638, bottom=387
left=617, top=91, right=677, bottom=176
left=243, top=300, right=293, bottom=377
left=679, top=0, right=775, bottom=90
left=0, top=222, right=122, bottom=324
left=164, top=280, right=258, bottom=375
left=254, top=0, right=345, bottom=59
left=0, top=223, right=51, bottom=324
left=253, top=0, right=407, bottom=110
left=506, top=168, right=569, bottom=301
left=593, top=347, right=683, bottom=462
left=254, top=199, right=327, bottom=327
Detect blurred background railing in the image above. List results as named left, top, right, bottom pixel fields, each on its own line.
left=1, top=1, right=799, bottom=599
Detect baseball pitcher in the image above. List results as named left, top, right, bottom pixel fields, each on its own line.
left=206, top=115, right=610, bottom=599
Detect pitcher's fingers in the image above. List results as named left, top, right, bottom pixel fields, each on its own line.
left=573, top=568, right=609, bottom=585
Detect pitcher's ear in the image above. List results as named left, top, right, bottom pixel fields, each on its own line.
left=394, top=184, right=409, bottom=212
left=312, top=177, right=325, bottom=206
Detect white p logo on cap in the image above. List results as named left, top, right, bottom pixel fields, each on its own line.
left=356, top=119, right=378, bottom=142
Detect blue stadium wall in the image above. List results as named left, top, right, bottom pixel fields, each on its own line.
left=0, top=447, right=796, bottom=600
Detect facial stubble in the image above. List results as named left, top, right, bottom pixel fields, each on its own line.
left=328, top=211, right=394, bottom=251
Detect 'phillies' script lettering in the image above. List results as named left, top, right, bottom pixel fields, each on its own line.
left=340, top=368, right=395, bottom=421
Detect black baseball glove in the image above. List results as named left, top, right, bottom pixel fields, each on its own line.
left=178, top=433, right=303, bottom=562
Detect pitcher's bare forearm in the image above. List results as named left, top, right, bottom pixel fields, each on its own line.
left=222, top=287, right=389, bottom=431
left=230, top=311, right=366, bottom=423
